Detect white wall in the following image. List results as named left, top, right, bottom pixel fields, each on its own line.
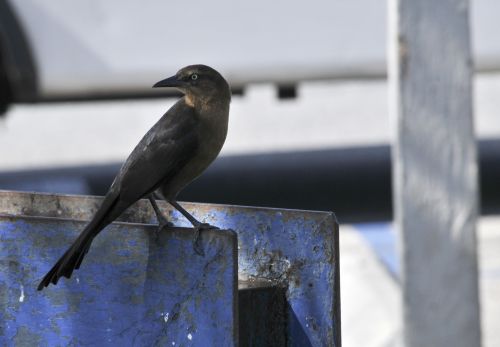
left=9, top=0, right=500, bottom=96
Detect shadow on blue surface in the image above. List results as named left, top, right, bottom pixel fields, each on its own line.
left=287, top=302, right=314, bottom=347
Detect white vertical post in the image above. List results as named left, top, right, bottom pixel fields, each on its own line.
left=388, top=1, right=481, bottom=346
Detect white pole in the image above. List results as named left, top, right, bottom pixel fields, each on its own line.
left=388, top=0, right=481, bottom=346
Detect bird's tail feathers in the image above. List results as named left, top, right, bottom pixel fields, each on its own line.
left=37, top=194, right=121, bottom=290
left=37, top=222, right=101, bottom=290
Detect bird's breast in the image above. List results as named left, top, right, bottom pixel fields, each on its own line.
left=160, top=106, right=229, bottom=198
left=189, top=113, right=228, bottom=174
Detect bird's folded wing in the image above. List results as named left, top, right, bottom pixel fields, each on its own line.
left=116, top=115, right=199, bottom=203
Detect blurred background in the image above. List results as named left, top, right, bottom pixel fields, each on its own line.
left=0, top=0, right=499, bottom=346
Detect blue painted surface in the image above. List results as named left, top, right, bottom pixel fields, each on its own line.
left=354, top=222, right=399, bottom=277
left=198, top=208, right=340, bottom=346
left=0, top=216, right=237, bottom=346
left=0, top=191, right=340, bottom=347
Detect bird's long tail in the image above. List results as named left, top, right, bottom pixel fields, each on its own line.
left=37, top=194, right=121, bottom=290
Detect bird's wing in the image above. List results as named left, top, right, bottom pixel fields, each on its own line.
left=37, top=102, right=199, bottom=290
left=115, top=101, right=199, bottom=204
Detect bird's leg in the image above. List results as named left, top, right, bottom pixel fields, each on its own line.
left=148, top=195, right=173, bottom=239
left=168, top=200, right=219, bottom=256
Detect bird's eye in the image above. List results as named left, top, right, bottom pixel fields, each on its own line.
left=191, top=74, right=198, bottom=80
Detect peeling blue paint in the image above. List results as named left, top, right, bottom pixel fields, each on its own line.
left=0, top=191, right=340, bottom=346
left=0, top=216, right=237, bottom=346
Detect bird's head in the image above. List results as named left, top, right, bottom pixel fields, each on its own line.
left=153, top=65, right=231, bottom=107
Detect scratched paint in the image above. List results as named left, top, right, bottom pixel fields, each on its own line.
left=0, top=190, right=340, bottom=346
left=0, top=209, right=238, bottom=346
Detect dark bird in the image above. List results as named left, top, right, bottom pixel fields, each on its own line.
left=38, top=64, right=231, bottom=290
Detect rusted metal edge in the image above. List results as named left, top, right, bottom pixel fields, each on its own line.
left=238, top=278, right=277, bottom=291
left=0, top=189, right=335, bottom=224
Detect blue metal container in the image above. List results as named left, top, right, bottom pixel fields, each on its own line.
left=0, top=191, right=340, bottom=346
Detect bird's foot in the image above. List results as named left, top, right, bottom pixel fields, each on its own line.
left=159, top=220, right=174, bottom=230
left=193, top=223, right=219, bottom=256
left=155, top=220, right=173, bottom=240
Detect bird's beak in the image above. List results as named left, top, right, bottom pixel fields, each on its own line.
left=153, top=75, right=181, bottom=88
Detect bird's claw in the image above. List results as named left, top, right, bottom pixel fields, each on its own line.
left=193, top=223, right=219, bottom=256
left=159, top=220, right=174, bottom=230
left=155, top=220, right=173, bottom=241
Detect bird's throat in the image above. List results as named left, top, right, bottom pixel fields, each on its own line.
left=184, top=94, right=195, bottom=108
